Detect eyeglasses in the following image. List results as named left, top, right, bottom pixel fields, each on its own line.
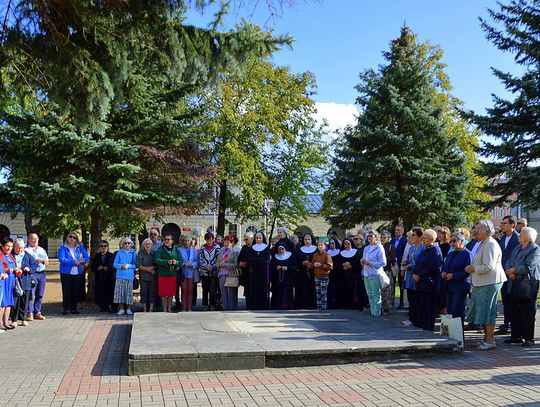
left=123, top=242, right=132, bottom=245
left=164, top=238, right=172, bottom=241
left=68, top=235, right=77, bottom=239
left=150, top=233, right=158, bottom=236
left=100, top=244, right=108, bottom=247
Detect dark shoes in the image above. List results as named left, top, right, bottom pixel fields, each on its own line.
left=494, top=325, right=509, bottom=335
left=504, top=338, right=524, bottom=344
left=523, top=340, right=535, bottom=347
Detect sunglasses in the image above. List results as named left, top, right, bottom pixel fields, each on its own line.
left=100, top=244, right=108, bottom=247
left=150, top=233, right=158, bottom=236
left=123, top=242, right=132, bottom=245
left=68, top=235, right=77, bottom=239
left=164, top=238, right=172, bottom=241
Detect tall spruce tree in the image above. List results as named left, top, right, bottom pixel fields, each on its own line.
left=326, top=27, right=468, bottom=229
left=471, top=0, right=540, bottom=209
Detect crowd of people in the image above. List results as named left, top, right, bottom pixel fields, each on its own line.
left=0, top=217, right=538, bottom=350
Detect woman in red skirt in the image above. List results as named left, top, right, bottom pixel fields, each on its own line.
left=155, top=234, right=183, bottom=312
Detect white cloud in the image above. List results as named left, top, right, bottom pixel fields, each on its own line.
left=314, top=102, right=358, bottom=136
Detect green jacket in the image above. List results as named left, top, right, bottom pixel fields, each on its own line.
left=155, top=245, right=183, bottom=277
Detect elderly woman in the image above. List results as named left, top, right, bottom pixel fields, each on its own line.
left=295, top=233, right=317, bottom=310
left=1, top=237, right=18, bottom=330
left=217, top=235, right=240, bottom=310
left=247, top=232, right=271, bottom=310
left=326, top=238, right=342, bottom=309
left=465, top=220, right=507, bottom=350
left=238, top=232, right=254, bottom=307
left=412, top=229, right=442, bottom=331
left=137, top=238, right=156, bottom=312
left=441, top=232, right=472, bottom=325
left=113, top=237, right=137, bottom=315
left=504, top=227, right=540, bottom=346
left=12, top=239, right=37, bottom=327
left=58, top=232, right=89, bottom=315
left=198, top=232, right=220, bottom=311
left=361, top=230, right=387, bottom=317
left=91, top=240, right=116, bottom=312
left=380, top=231, right=397, bottom=314
left=156, top=234, right=183, bottom=313
left=271, top=244, right=297, bottom=310
left=402, top=227, right=424, bottom=326
left=178, top=235, right=198, bottom=312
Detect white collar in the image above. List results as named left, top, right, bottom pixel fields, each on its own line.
left=340, top=248, right=358, bottom=258
left=300, top=245, right=317, bottom=254
left=252, top=243, right=268, bottom=251
left=275, top=252, right=292, bottom=261
left=327, top=248, right=340, bottom=257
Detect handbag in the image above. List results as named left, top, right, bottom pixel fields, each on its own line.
left=13, top=277, right=23, bottom=297
left=377, top=269, right=390, bottom=289
left=177, top=268, right=185, bottom=284
left=224, top=276, right=239, bottom=288
left=133, top=276, right=140, bottom=290
left=512, top=275, right=533, bottom=301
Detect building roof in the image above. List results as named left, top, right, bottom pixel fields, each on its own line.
left=305, top=194, right=323, bottom=214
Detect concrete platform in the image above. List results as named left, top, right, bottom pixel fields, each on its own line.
left=128, top=310, right=461, bottom=375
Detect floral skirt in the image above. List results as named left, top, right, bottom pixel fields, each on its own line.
left=113, top=278, right=133, bottom=305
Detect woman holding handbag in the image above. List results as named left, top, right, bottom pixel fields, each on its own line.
left=113, top=237, right=137, bottom=315
left=0, top=237, right=18, bottom=330
left=178, top=235, right=198, bottom=312
left=217, top=236, right=239, bottom=310
left=155, top=234, right=183, bottom=313
left=58, top=232, right=89, bottom=315
left=504, top=227, right=540, bottom=347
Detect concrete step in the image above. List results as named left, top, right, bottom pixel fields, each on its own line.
left=128, top=309, right=461, bottom=375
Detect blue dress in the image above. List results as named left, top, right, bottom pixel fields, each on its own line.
left=1, top=253, right=16, bottom=307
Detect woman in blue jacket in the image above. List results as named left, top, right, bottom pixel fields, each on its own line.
left=113, top=237, right=137, bottom=315
left=413, top=229, right=442, bottom=331
left=58, top=232, right=89, bottom=315
left=441, top=232, right=472, bottom=325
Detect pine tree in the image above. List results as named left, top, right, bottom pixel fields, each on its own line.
left=0, top=1, right=291, bottom=133
left=326, top=27, right=469, bottom=229
left=471, top=0, right=540, bottom=209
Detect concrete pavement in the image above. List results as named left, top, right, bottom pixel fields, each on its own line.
left=0, top=305, right=539, bottom=407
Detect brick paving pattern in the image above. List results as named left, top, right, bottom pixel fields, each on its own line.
left=0, top=305, right=539, bottom=407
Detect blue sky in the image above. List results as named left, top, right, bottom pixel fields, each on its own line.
left=188, top=0, right=521, bottom=131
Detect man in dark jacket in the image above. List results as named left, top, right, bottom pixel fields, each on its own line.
left=496, top=215, right=520, bottom=335
left=391, top=225, right=408, bottom=308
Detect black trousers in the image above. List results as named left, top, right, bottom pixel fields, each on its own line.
left=201, top=276, right=219, bottom=307
left=510, top=284, right=539, bottom=341
left=415, top=291, right=439, bottom=331
left=60, top=273, right=82, bottom=312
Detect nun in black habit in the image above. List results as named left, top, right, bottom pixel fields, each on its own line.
left=270, top=244, right=297, bottom=310
left=294, top=233, right=317, bottom=310
left=246, top=232, right=271, bottom=310
left=339, top=238, right=366, bottom=310
left=326, top=238, right=342, bottom=309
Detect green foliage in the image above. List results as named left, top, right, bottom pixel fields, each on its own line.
left=0, top=0, right=292, bottom=133
left=196, top=57, right=324, bottom=235
left=325, top=26, right=470, bottom=230
left=470, top=0, right=540, bottom=210
left=263, top=126, right=328, bottom=237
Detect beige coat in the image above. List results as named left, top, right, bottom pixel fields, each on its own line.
left=471, top=236, right=507, bottom=287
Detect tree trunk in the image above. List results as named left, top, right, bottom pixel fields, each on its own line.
left=24, top=203, right=33, bottom=235
left=217, top=179, right=227, bottom=237
left=268, top=199, right=282, bottom=242
left=86, top=209, right=104, bottom=302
